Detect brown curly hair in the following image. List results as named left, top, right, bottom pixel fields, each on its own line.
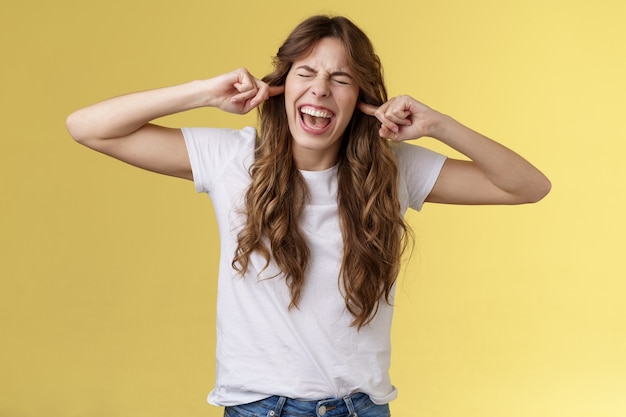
left=232, top=15, right=409, bottom=328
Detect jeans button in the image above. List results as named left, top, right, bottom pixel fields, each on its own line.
left=318, top=405, right=327, bottom=416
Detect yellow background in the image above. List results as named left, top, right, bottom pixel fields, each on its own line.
left=2, top=0, right=625, bottom=416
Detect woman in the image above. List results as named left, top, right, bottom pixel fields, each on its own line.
left=66, top=14, right=550, bottom=417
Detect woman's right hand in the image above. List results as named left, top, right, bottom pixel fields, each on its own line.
left=207, top=68, right=284, bottom=114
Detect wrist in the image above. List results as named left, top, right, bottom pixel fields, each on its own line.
left=426, top=111, right=453, bottom=139
left=185, top=79, right=218, bottom=108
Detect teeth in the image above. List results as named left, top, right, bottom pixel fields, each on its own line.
left=300, top=106, right=332, bottom=118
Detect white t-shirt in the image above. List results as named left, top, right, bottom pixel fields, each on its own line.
left=183, top=126, right=446, bottom=406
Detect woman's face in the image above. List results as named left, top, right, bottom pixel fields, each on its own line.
left=284, top=37, right=360, bottom=171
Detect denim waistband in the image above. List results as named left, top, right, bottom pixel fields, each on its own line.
left=230, top=392, right=377, bottom=417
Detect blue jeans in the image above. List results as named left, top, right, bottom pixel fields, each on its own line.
left=224, top=393, right=390, bottom=417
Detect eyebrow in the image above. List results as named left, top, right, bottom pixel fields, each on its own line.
left=296, top=65, right=354, bottom=79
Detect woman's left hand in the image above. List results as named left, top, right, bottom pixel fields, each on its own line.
left=358, top=95, right=441, bottom=141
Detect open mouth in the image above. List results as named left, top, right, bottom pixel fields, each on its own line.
left=299, top=105, right=334, bottom=131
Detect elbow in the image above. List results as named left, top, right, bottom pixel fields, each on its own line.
left=66, top=111, right=84, bottom=143
left=523, top=175, right=552, bottom=204
left=66, top=110, right=93, bottom=145
left=533, top=173, right=552, bottom=202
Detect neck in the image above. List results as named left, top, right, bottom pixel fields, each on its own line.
left=292, top=145, right=341, bottom=171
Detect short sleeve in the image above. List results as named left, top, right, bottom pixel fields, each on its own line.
left=390, top=141, right=447, bottom=211
left=182, top=126, right=257, bottom=194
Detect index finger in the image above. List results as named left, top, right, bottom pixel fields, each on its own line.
left=268, top=85, right=285, bottom=97
left=358, top=102, right=379, bottom=116
left=249, top=84, right=284, bottom=107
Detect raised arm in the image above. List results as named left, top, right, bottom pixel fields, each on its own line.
left=66, top=69, right=283, bottom=180
left=359, top=97, right=551, bottom=205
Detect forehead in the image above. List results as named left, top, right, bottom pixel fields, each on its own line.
left=293, top=37, right=351, bottom=72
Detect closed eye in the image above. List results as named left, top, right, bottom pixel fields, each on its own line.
left=294, top=65, right=354, bottom=85
left=332, top=78, right=351, bottom=85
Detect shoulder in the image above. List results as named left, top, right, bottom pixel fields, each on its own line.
left=388, top=141, right=448, bottom=211
left=183, top=126, right=257, bottom=164
left=389, top=141, right=448, bottom=183
left=182, top=126, right=257, bottom=193
left=389, top=141, right=446, bottom=167
left=182, top=126, right=257, bottom=148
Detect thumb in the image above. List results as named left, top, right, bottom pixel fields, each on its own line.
left=358, top=102, right=379, bottom=116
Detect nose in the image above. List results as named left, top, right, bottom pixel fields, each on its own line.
left=311, top=77, right=330, bottom=97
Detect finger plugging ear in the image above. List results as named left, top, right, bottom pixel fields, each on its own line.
left=269, top=85, right=285, bottom=97
left=250, top=84, right=284, bottom=107
left=357, top=102, right=378, bottom=116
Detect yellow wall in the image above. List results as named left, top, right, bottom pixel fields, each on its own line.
left=2, top=1, right=625, bottom=416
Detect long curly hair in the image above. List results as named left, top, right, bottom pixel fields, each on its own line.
left=232, top=15, right=409, bottom=328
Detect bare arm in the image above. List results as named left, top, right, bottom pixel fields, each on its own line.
left=66, top=69, right=284, bottom=180
left=359, top=97, right=551, bottom=205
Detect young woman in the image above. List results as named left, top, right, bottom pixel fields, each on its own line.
left=66, top=15, right=550, bottom=417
